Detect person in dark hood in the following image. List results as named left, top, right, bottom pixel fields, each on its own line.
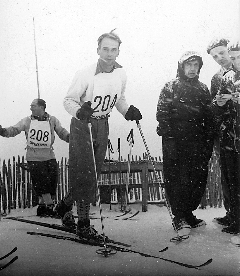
left=156, top=51, right=215, bottom=234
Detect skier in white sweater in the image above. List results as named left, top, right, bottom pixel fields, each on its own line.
left=55, top=30, right=142, bottom=240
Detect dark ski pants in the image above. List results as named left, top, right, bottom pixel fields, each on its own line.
left=214, top=139, right=231, bottom=215
left=162, top=138, right=212, bottom=219
left=28, top=159, right=58, bottom=197
left=67, top=117, right=109, bottom=203
left=220, top=148, right=240, bottom=225
left=219, top=165, right=231, bottom=215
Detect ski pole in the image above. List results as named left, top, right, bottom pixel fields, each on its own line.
left=117, top=138, right=125, bottom=211
left=32, top=17, right=40, bottom=98
left=107, top=139, right=113, bottom=210
left=135, top=120, right=188, bottom=242
left=88, top=123, right=116, bottom=256
left=126, top=129, right=134, bottom=205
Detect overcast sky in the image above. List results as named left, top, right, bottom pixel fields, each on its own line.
left=0, top=0, right=239, bottom=162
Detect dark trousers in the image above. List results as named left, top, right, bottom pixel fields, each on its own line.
left=220, top=166, right=231, bottom=215
left=220, top=149, right=240, bottom=225
left=68, top=117, right=109, bottom=203
left=163, top=137, right=212, bottom=219
left=28, top=159, right=58, bottom=197
left=214, top=139, right=231, bottom=215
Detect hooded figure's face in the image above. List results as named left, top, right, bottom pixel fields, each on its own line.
left=177, top=51, right=203, bottom=80
left=183, top=59, right=200, bottom=78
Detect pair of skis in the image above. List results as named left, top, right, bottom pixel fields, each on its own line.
left=0, top=247, right=18, bottom=271
left=6, top=216, right=212, bottom=270
left=114, top=209, right=140, bottom=220
left=28, top=232, right=212, bottom=269
left=5, top=216, right=129, bottom=248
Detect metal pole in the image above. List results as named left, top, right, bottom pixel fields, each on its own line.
left=107, top=139, right=113, bottom=210
left=33, top=17, right=40, bottom=98
left=88, top=123, right=116, bottom=257
left=136, top=120, right=189, bottom=243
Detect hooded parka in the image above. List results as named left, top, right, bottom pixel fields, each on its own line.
left=156, top=51, right=215, bottom=220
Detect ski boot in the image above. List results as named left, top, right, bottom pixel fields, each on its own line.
left=222, top=222, right=240, bottom=234
left=215, top=215, right=232, bottom=227
left=76, top=219, right=105, bottom=242
left=55, top=200, right=75, bottom=230
left=173, top=217, right=191, bottom=236
left=45, top=204, right=59, bottom=218
left=37, top=204, right=47, bottom=217
left=185, top=213, right=206, bottom=228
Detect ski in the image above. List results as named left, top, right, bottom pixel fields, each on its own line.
left=27, top=231, right=211, bottom=269
left=0, top=247, right=17, bottom=261
left=122, top=210, right=140, bottom=220
left=114, top=210, right=139, bottom=220
left=74, top=210, right=138, bottom=221
left=0, top=256, right=18, bottom=271
left=5, top=217, right=131, bottom=247
left=114, top=209, right=131, bottom=218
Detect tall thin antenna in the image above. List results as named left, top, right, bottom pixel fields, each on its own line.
left=239, top=0, right=240, bottom=39
left=33, top=17, right=40, bottom=98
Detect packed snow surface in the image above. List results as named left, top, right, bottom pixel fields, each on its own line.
left=0, top=204, right=239, bottom=276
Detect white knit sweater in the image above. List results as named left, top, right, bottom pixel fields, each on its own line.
left=63, top=63, right=129, bottom=118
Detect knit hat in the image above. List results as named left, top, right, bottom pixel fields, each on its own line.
left=207, top=38, right=229, bottom=54
left=228, top=39, right=240, bottom=51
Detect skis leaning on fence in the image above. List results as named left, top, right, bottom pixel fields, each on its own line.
left=0, top=247, right=18, bottom=271
left=26, top=231, right=212, bottom=270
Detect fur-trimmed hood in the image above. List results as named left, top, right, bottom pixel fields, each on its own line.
left=177, top=51, right=203, bottom=81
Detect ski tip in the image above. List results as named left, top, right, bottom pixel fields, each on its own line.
left=198, top=258, right=213, bottom=267
left=13, top=247, right=18, bottom=252
left=159, top=246, right=168, bottom=253
left=0, top=255, right=18, bottom=271
left=12, top=256, right=18, bottom=261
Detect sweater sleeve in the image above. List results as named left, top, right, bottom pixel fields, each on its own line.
left=2, top=117, right=29, bottom=138
left=156, top=81, right=174, bottom=137
left=51, top=116, right=70, bottom=143
left=63, top=69, right=91, bottom=118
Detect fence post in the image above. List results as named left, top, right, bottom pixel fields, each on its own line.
left=7, top=159, right=12, bottom=213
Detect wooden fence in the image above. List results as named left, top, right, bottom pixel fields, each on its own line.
left=0, top=151, right=222, bottom=215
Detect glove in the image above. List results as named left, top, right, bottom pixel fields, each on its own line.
left=76, top=101, right=94, bottom=120
left=125, top=105, right=142, bottom=121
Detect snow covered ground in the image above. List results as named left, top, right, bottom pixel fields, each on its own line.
left=0, top=204, right=239, bottom=276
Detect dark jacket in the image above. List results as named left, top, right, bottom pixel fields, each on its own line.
left=212, top=69, right=240, bottom=151
left=156, top=51, right=215, bottom=142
